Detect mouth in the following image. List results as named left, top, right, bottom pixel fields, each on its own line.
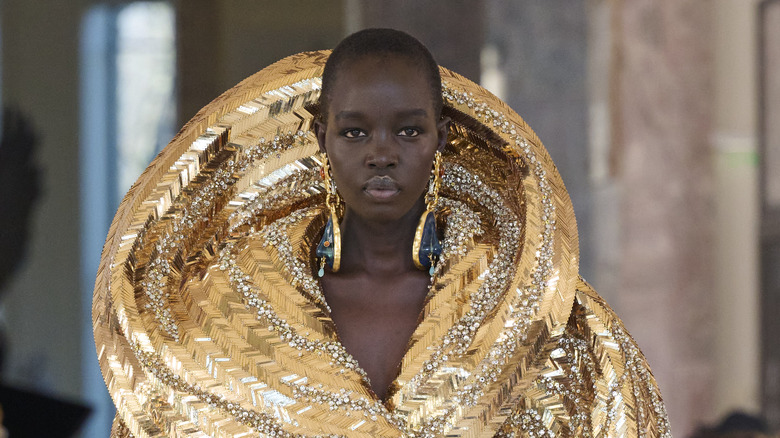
left=363, top=176, right=400, bottom=199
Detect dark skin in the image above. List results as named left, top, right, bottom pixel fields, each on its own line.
left=315, top=54, right=449, bottom=401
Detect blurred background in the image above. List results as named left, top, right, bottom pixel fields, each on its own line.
left=0, top=0, right=778, bottom=436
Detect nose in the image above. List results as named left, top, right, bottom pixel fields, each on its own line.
left=365, top=132, right=398, bottom=169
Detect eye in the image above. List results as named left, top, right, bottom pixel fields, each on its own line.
left=398, top=127, right=420, bottom=137
left=341, top=128, right=366, bottom=138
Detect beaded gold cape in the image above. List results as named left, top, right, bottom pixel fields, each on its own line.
left=93, top=51, right=671, bottom=438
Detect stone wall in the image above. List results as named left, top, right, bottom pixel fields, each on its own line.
left=359, top=0, right=484, bottom=81
left=485, top=0, right=593, bottom=278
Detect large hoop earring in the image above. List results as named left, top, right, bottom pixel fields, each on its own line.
left=316, top=154, right=341, bottom=277
left=413, top=151, right=443, bottom=275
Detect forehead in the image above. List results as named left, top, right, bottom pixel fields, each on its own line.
left=325, top=54, right=436, bottom=113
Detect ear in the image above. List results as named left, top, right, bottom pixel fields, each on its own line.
left=314, top=120, right=327, bottom=153
left=436, top=116, right=450, bottom=152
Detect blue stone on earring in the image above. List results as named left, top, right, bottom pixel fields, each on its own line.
left=413, top=209, right=442, bottom=273
left=413, top=150, right=443, bottom=275
left=316, top=213, right=340, bottom=276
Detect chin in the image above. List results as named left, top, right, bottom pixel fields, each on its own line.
left=341, top=191, right=426, bottom=224
left=344, top=203, right=413, bottom=224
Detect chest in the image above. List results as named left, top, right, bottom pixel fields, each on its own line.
left=321, top=274, right=430, bottom=399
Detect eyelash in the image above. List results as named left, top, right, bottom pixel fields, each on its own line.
left=341, top=128, right=365, bottom=138
left=340, top=127, right=421, bottom=138
left=398, top=127, right=420, bottom=137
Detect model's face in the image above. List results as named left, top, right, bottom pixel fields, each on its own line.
left=316, top=55, right=448, bottom=222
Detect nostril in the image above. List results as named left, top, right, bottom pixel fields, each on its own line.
left=368, top=161, right=396, bottom=169
left=367, top=157, right=397, bottom=168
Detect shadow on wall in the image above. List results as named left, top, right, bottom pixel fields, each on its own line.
left=0, top=108, right=41, bottom=371
left=0, top=108, right=89, bottom=437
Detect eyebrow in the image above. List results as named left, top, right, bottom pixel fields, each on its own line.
left=334, top=108, right=429, bottom=121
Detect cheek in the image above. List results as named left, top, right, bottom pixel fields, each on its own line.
left=326, top=151, right=359, bottom=196
left=331, top=168, right=352, bottom=197
left=323, top=136, right=351, bottom=187
left=415, top=166, right=433, bottom=194
left=408, top=155, right=436, bottom=195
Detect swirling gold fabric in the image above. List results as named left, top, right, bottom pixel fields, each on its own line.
left=93, top=51, right=671, bottom=437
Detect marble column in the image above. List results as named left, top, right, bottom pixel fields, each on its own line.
left=598, top=0, right=718, bottom=435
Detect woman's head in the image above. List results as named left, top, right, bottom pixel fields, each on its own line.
left=315, top=29, right=449, bottom=223
left=320, top=28, right=443, bottom=122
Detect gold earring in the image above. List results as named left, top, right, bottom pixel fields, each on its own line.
left=413, top=151, right=443, bottom=275
left=316, top=154, right=341, bottom=277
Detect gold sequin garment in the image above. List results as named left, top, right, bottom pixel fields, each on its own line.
left=93, top=51, right=671, bottom=437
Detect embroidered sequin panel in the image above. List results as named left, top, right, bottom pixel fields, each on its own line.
left=94, top=52, right=669, bottom=438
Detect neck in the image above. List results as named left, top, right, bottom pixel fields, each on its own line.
left=338, top=200, right=426, bottom=276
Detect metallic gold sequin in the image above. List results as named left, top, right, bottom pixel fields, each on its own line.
left=93, top=51, right=670, bottom=437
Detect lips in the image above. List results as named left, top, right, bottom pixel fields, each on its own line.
left=363, top=175, right=400, bottom=199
